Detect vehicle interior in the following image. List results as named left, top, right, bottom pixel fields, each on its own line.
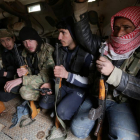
left=0, top=0, right=140, bottom=140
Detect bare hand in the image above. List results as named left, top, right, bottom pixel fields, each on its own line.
left=96, top=56, right=114, bottom=76
left=54, top=65, right=68, bottom=79
left=17, top=67, right=28, bottom=77
left=4, top=78, right=22, bottom=93
left=75, top=0, right=88, bottom=2
left=40, top=83, right=52, bottom=95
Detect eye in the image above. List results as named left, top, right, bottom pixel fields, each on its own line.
left=6, top=38, right=11, bottom=42
left=61, top=31, right=65, bottom=34
left=124, top=26, right=130, bottom=30
left=114, top=26, right=120, bottom=31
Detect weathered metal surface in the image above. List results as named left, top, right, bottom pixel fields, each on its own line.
left=0, top=97, right=92, bottom=140
left=0, top=132, right=12, bottom=140
left=37, top=131, right=45, bottom=139
left=0, top=123, right=5, bottom=131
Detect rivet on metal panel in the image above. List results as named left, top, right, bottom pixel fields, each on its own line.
left=37, top=131, right=45, bottom=139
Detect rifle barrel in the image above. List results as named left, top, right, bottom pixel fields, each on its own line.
left=14, top=44, right=23, bottom=67
left=55, top=43, right=59, bottom=66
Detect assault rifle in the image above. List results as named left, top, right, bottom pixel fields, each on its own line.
left=47, top=43, right=67, bottom=140
left=88, top=43, right=106, bottom=140
left=55, top=43, right=62, bottom=128
left=14, top=44, right=38, bottom=119
left=33, top=88, right=52, bottom=94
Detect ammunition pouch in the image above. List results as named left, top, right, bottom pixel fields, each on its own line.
left=107, top=51, right=140, bottom=102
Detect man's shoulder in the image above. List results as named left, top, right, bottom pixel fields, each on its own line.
left=21, top=48, right=27, bottom=57
left=41, top=43, right=54, bottom=53
left=78, top=45, right=93, bottom=56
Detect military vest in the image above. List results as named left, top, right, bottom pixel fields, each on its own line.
left=58, top=46, right=90, bottom=89
left=108, top=51, right=140, bottom=103
left=59, top=46, right=89, bottom=76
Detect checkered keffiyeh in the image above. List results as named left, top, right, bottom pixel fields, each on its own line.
left=104, top=6, right=140, bottom=60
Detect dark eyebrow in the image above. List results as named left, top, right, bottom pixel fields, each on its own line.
left=60, top=30, right=65, bottom=33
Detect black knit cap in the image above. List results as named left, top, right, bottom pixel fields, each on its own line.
left=19, top=26, right=42, bottom=43
left=56, top=16, right=76, bottom=40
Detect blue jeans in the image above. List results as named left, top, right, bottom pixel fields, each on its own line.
left=57, top=85, right=86, bottom=120
left=71, top=97, right=140, bottom=140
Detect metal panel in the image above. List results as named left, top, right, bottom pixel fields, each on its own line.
left=0, top=97, right=92, bottom=140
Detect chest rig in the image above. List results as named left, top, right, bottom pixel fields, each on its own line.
left=121, top=51, right=140, bottom=76
left=108, top=51, right=140, bottom=102
left=58, top=46, right=90, bottom=90
left=59, top=46, right=89, bottom=76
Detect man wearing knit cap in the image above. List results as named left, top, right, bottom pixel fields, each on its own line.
left=41, top=16, right=97, bottom=120
left=0, top=29, right=23, bottom=102
left=71, top=0, right=140, bottom=139
left=4, top=26, right=55, bottom=101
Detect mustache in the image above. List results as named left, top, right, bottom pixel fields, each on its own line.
left=25, top=45, right=39, bottom=53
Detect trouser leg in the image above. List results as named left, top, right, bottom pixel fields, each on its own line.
left=71, top=97, right=96, bottom=139
left=20, top=85, right=40, bottom=101
left=106, top=99, right=140, bottom=140
left=57, top=86, right=86, bottom=120
left=0, top=85, right=20, bottom=102
left=0, top=90, right=18, bottom=102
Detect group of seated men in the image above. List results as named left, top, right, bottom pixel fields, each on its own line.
left=0, top=0, right=140, bottom=139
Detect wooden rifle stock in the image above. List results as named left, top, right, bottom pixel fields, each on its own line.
left=30, top=100, right=40, bottom=119
left=0, top=101, right=6, bottom=113
left=99, top=78, right=105, bottom=101
left=96, top=77, right=105, bottom=140
left=20, top=65, right=28, bottom=76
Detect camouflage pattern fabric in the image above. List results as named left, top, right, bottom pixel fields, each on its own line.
left=19, top=42, right=55, bottom=101
left=0, top=29, right=14, bottom=38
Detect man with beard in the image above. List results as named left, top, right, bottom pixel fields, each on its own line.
left=4, top=26, right=55, bottom=101
left=70, top=0, right=140, bottom=140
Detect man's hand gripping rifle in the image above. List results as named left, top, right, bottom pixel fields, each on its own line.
left=14, top=44, right=28, bottom=75
left=88, top=43, right=106, bottom=139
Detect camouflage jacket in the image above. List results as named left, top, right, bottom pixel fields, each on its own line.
left=22, top=42, right=55, bottom=87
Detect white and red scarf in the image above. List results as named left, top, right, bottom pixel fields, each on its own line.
left=103, top=6, right=140, bottom=60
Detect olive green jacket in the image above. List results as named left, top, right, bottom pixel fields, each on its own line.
left=22, top=42, right=55, bottom=86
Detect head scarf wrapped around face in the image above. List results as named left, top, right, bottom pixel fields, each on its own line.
left=104, top=6, right=140, bottom=60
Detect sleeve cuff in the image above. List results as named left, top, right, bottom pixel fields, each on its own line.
left=73, top=1, right=88, bottom=22
left=6, top=71, right=14, bottom=79
left=22, top=75, right=29, bottom=86
left=0, top=70, right=4, bottom=77
left=106, top=67, right=122, bottom=87
left=66, top=72, right=72, bottom=82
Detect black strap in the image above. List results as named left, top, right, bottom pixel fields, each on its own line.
left=26, top=53, right=39, bottom=75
